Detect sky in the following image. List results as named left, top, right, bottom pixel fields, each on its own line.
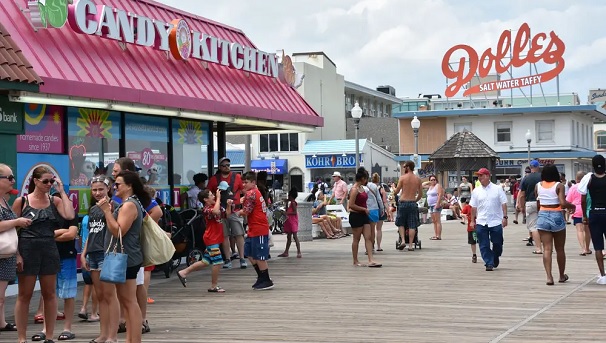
left=157, top=0, right=606, bottom=103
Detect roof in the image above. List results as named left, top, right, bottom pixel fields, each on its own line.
left=344, top=80, right=402, bottom=104
left=0, top=22, right=42, bottom=85
left=302, top=139, right=368, bottom=154
left=430, top=131, right=499, bottom=160
left=292, top=52, right=337, bottom=68
left=393, top=104, right=606, bottom=122
left=0, top=0, right=321, bottom=126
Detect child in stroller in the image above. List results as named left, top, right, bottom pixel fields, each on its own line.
left=396, top=229, right=422, bottom=250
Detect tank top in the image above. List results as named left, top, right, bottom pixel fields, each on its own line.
left=109, top=196, right=143, bottom=268
left=354, top=187, right=368, bottom=208
left=459, top=183, right=471, bottom=198
left=19, top=195, right=61, bottom=239
left=427, top=186, right=439, bottom=207
left=537, top=181, right=560, bottom=205
left=588, top=174, right=606, bottom=209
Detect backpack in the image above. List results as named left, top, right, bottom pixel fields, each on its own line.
left=215, top=173, right=237, bottom=209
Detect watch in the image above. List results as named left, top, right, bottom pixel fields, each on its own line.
left=503, top=216, right=508, bottom=219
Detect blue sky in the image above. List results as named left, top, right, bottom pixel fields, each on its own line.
left=158, top=0, right=606, bottom=103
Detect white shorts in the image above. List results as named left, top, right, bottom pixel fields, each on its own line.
left=136, top=267, right=145, bottom=285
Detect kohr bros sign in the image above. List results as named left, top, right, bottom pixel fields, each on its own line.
left=441, top=22, right=566, bottom=97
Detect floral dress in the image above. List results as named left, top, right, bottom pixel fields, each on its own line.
left=0, top=199, right=17, bottom=281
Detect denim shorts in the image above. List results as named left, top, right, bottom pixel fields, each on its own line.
left=428, top=205, right=442, bottom=214
left=87, top=251, right=105, bottom=271
left=536, top=210, right=566, bottom=232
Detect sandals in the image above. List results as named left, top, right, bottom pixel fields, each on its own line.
left=429, top=236, right=441, bottom=240
left=58, top=331, right=76, bottom=341
left=208, top=286, right=226, bottom=293
left=368, top=263, right=383, bottom=268
left=0, top=322, right=17, bottom=331
left=532, top=251, right=543, bottom=254
left=34, top=314, right=44, bottom=324
left=559, top=274, right=569, bottom=283
left=177, top=271, right=187, bottom=288
left=78, top=312, right=89, bottom=320
left=32, top=332, right=46, bottom=341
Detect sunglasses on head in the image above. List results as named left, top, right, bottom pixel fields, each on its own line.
left=0, top=175, right=15, bottom=182
left=38, top=178, right=55, bottom=185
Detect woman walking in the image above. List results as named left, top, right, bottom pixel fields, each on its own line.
left=459, top=176, right=473, bottom=201
left=566, top=171, right=592, bottom=255
left=535, top=164, right=575, bottom=285
left=348, top=168, right=381, bottom=268
left=367, top=173, right=385, bottom=251
left=80, top=175, right=120, bottom=343
left=425, top=175, right=444, bottom=240
left=12, top=166, right=75, bottom=343
left=97, top=170, right=149, bottom=343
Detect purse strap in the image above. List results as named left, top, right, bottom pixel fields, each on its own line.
left=106, top=226, right=124, bottom=254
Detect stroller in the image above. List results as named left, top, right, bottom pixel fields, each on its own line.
left=396, top=229, right=422, bottom=250
left=269, top=203, right=287, bottom=234
left=169, top=209, right=206, bottom=272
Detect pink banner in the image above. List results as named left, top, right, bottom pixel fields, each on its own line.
left=17, top=104, right=65, bottom=153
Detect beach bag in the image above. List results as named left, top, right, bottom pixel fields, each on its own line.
left=0, top=199, right=18, bottom=258
left=100, top=228, right=128, bottom=284
left=140, top=214, right=175, bottom=267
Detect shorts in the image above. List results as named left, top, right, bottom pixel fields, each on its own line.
left=573, top=217, right=583, bottom=225
left=536, top=210, right=566, bottom=232
left=428, top=205, right=442, bottom=214
left=223, top=213, right=245, bottom=237
left=525, top=201, right=538, bottom=232
left=379, top=210, right=387, bottom=221
left=18, top=237, right=60, bottom=276
left=244, top=235, right=269, bottom=261
left=136, top=266, right=145, bottom=285
left=0, top=255, right=16, bottom=282
left=589, top=210, right=606, bottom=251
left=395, top=201, right=420, bottom=230
left=349, top=212, right=370, bottom=228
left=87, top=251, right=105, bottom=271
left=368, top=209, right=379, bottom=223
left=56, top=258, right=77, bottom=299
left=201, top=244, right=224, bottom=266
left=468, top=231, right=477, bottom=245
left=126, top=265, right=142, bottom=280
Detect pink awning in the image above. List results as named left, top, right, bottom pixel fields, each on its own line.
left=0, top=0, right=322, bottom=127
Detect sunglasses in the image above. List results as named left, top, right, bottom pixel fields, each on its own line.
left=38, top=178, right=55, bottom=185
left=0, top=175, right=15, bottom=182
left=220, top=164, right=230, bottom=167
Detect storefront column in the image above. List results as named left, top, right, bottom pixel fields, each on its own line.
left=207, top=121, right=215, bottom=176
left=245, top=135, right=251, bottom=171
left=217, top=122, right=226, bottom=164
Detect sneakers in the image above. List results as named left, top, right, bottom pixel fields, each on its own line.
left=142, top=320, right=150, bottom=334
left=240, top=258, right=247, bottom=269
left=486, top=265, right=494, bottom=271
left=230, top=253, right=239, bottom=261
left=253, top=279, right=274, bottom=290
left=494, top=256, right=500, bottom=268
left=471, top=255, right=477, bottom=263
left=596, top=275, right=606, bottom=285
left=223, top=261, right=232, bottom=269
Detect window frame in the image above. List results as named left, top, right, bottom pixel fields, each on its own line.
left=494, top=121, right=512, bottom=144
left=536, top=120, right=555, bottom=143
left=259, top=133, right=299, bottom=152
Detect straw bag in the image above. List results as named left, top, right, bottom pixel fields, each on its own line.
left=100, top=227, right=128, bottom=284
left=140, top=214, right=175, bottom=267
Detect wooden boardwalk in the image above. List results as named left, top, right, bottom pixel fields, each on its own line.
left=3, top=219, right=605, bottom=343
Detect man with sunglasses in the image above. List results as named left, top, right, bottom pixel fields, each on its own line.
left=207, top=157, right=246, bottom=269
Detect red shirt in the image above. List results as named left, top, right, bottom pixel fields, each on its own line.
left=202, top=205, right=225, bottom=245
left=461, top=204, right=473, bottom=232
left=242, top=188, right=269, bottom=237
left=206, top=172, right=243, bottom=205
left=511, top=181, right=520, bottom=199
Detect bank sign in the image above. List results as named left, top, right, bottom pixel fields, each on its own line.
left=305, top=154, right=362, bottom=169
left=26, top=0, right=280, bottom=78
left=441, top=22, right=566, bottom=97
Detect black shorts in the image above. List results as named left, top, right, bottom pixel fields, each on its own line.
left=126, top=265, right=142, bottom=280
left=349, top=212, right=370, bottom=228
left=18, top=237, right=60, bottom=276
left=395, top=201, right=420, bottom=230
left=468, top=231, right=477, bottom=245
left=589, top=210, right=606, bottom=251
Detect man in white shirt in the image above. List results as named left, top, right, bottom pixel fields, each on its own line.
left=470, top=168, right=508, bottom=271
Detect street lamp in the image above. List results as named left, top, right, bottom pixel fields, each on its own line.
left=525, top=129, right=532, bottom=164
left=411, top=116, right=421, bottom=172
left=351, top=102, right=363, bottom=170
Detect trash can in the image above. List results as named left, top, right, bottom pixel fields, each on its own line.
left=296, top=201, right=313, bottom=242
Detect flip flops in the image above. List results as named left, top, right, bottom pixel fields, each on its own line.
left=78, top=312, right=88, bottom=320
left=559, top=274, right=569, bottom=283
left=34, top=314, right=44, bottom=324
left=0, top=323, right=16, bottom=331
left=368, top=263, right=382, bottom=268
left=429, top=236, right=441, bottom=240
left=58, top=331, right=76, bottom=340
left=177, top=272, right=187, bottom=287
left=32, top=332, right=46, bottom=341
left=208, top=286, right=226, bottom=293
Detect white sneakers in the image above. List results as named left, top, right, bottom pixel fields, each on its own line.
left=596, top=275, right=606, bottom=285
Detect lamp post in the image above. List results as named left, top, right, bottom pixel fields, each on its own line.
left=351, top=102, right=363, bottom=170
left=525, top=129, right=532, bottom=165
left=411, top=116, right=420, bottom=173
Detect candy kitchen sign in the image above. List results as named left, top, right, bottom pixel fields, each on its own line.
left=441, top=23, right=566, bottom=97
left=26, top=0, right=280, bottom=78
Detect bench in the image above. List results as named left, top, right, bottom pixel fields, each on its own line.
left=326, top=204, right=351, bottom=234
left=441, top=209, right=453, bottom=221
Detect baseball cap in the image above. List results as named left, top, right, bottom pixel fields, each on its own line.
left=529, top=160, right=540, bottom=168
left=332, top=171, right=342, bottom=177
left=592, top=154, right=606, bottom=173
left=474, top=168, right=491, bottom=176
left=218, top=157, right=230, bottom=166
left=218, top=181, right=229, bottom=191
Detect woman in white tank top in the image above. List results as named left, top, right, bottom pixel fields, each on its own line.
left=535, top=164, right=576, bottom=286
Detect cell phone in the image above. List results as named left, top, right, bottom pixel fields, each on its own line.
left=25, top=211, right=36, bottom=220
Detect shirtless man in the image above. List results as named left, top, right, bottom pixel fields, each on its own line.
left=393, top=160, right=423, bottom=250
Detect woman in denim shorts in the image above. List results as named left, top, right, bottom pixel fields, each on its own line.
left=535, top=164, right=576, bottom=286
left=80, top=176, right=120, bottom=343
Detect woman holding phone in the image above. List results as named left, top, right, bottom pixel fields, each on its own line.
left=12, top=166, right=75, bottom=343
left=80, top=175, right=120, bottom=343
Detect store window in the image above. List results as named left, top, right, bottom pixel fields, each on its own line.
left=536, top=120, right=554, bottom=143
left=454, top=122, right=472, bottom=133
left=172, top=119, right=210, bottom=207
left=259, top=133, right=298, bottom=152
left=17, top=104, right=66, bottom=154
left=495, top=122, right=512, bottom=143
left=125, top=114, right=169, bottom=201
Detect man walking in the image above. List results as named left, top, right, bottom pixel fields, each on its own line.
left=470, top=168, right=508, bottom=271
left=329, top=171, right=348, bottom=209
left=517, top=160, right=542, bottom=253
left=392, top=160, right=423, bottom=250
left=207, top=157, right=247, bottom=269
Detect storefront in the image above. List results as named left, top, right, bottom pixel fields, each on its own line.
left=1, top=0, right=322, bottom=214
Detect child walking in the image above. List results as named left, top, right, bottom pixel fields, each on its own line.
left=177, top=189, right=232, bottom=292
left=279, top=188, right=302, bottom=258
left=460, top=197, right=477, bottom=263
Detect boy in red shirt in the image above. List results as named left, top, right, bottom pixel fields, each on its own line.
left=177, top=189, right=232, bottom=292
left=238, top=171, right=274, bottom=290
left=461, top=197, right=477, bottom=263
